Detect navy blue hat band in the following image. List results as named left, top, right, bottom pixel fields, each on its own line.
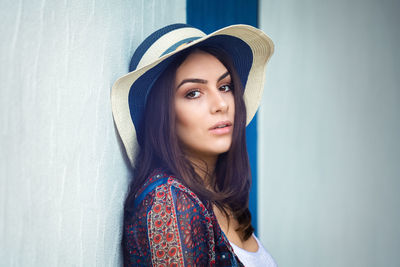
left=160, top=36, right=202, bottom=57
left=129, top=23, right=194, bottom=72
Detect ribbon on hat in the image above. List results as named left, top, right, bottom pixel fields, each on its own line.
left=160, top=36, right=201, bottom=57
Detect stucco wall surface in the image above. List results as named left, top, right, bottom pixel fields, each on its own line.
left=258, top=0, right=400, bottom=266
left=0, top=0, right=185, bottom=266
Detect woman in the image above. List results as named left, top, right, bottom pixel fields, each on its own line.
left=111, top=23, right=275, bottom=266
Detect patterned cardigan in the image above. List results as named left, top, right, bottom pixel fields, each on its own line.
left=123, top=169, right=244, bottom=266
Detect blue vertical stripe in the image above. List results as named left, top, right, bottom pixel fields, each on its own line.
left=186, top=0, right=259, bottom=234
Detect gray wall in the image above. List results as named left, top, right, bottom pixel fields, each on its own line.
left=0, top=0, right=185, bottom=266
left=258, top=0, right=400, bottom=266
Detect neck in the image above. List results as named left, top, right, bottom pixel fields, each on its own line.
left=185, top=153, right=218, bottom=184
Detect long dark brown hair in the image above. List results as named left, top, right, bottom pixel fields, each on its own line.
left=124, top=45, right=254, bottom=240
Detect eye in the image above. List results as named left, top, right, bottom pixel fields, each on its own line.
left=185, top=90, right=201, bottom=99
left=219, top=84, right=232, bottom=92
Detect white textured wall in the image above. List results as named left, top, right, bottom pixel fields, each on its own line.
left=0, top=0, right=185, bottom=266
left=258, top=0, right=400, bottom=266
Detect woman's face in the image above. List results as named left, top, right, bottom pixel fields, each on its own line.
left=174, top=51, right=235, bottom=159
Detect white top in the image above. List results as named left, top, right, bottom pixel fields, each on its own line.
left=229, top=235, right=277, bottom=267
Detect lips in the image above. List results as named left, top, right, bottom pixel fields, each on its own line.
left=209, top=121, right=233, bottom=135
left=209, top=121, right=233, bottom=130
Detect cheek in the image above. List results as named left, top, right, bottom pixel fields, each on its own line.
left=174, top=102, right=198, bottom=140
left=225, top=92, right=235, bottom=116
left=175, top=115, right=188, bottom=138
left=175, top=103, right=191, bottom=129
left=230, top=95, right=235, bottom=114
left=174, top=100, right=209, bottom=151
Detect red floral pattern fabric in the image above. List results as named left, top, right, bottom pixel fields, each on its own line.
left=123, top=169, right=243, bottom=266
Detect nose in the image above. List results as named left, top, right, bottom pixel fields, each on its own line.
left=210, top=89, right=229, bottom=114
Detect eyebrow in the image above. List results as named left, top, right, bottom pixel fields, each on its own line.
left=176, top=71, right=230, bottom=90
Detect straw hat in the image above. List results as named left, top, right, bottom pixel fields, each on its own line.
left=111, top=23, right=274, bottom=166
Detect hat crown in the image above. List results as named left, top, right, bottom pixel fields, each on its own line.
left=129, top=23, right=205, bottom=72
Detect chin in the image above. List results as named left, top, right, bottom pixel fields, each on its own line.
left=183, top=139, right=233, bottom=158
left=209, top=144, right=232, bottom=155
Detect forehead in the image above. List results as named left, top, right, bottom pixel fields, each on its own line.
left=175, top=51, right=228, bottom=80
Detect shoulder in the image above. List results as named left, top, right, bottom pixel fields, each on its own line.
left=124, top=168, right=212, bottom=235
left=123, top=169, right=217, bottom=265
left=133, top=168, right=209, bottom=214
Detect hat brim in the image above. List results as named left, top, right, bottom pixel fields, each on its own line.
left=111, top=24, right=274, bottom=166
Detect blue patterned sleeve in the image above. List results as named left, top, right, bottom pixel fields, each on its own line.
left=123, top=178, right=217, bottom=266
